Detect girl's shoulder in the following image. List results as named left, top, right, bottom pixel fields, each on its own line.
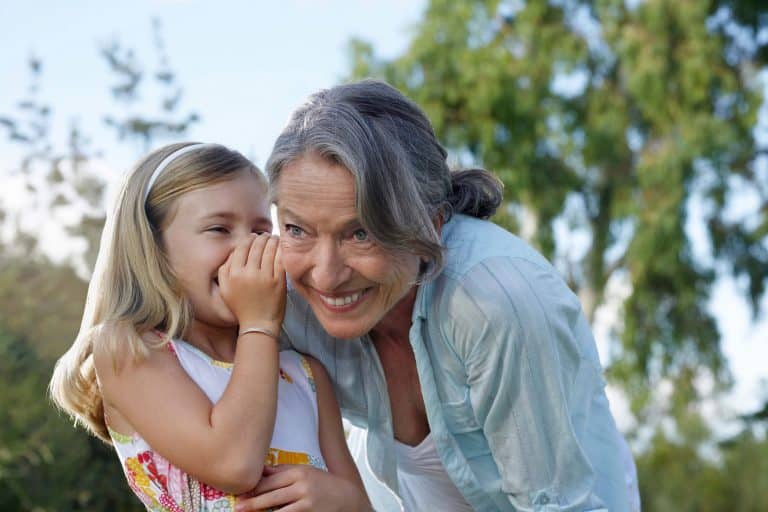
left=93, top=328, right=195, bottom=440
left=92, top=323, right=177, bottom=393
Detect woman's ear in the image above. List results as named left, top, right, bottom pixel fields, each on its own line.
left=433, top=213, right=444, bottom=235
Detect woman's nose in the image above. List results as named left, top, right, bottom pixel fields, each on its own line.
left=310, top=240, right=351, bottom=291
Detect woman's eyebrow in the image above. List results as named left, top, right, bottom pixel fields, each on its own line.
left=280, top=207, right=361, bottom=230
left=278, top=207, right=302, bottom=222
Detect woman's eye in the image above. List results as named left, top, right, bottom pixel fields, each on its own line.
left=285, top=224, right=304, bottom=237
left=352, top=229, right=369, bottom=242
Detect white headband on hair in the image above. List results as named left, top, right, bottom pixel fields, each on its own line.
left=143, top=143, right=218, bottom=202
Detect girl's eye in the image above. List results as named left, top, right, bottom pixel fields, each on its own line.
left=208, top=226, right=229, bottom=234
left=352, top=229, right=369, bottom=242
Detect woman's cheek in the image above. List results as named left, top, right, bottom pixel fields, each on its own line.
left=278, top=241, right=308, bottom=277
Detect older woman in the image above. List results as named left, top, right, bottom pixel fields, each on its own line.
left=247, top=80, right=636, bottom=511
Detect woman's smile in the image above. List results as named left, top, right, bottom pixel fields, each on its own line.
left=315, top=288, right=371, bottom=310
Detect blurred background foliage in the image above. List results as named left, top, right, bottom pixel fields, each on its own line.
left=1, top=1, right=767, bottom=510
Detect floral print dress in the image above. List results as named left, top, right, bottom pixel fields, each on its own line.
left=108, top=342, right=326, bottom=512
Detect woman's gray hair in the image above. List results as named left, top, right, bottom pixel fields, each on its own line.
left=266, top=79, right=502, bottom=278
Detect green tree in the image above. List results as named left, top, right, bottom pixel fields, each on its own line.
left=0, top=241, right=87, bottom=359
left=634, top=415, right=768, bottom=511
left=1, top=18, right=200, bottom=272
left=719, top=427, right=768, bottom=510
left=348, top=0, right=767, bottom=425
left=1, top=55, right=108, bottom=275
left=0, top=19, right=200, bottom=510
left=0, top=328, right=142, bottom=511
left=102, top=18, right=200, bottom=153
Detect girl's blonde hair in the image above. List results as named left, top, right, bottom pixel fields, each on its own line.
left=49, top=142, right=265, bottom=443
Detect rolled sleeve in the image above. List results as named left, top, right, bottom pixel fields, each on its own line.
left=441, top=256, right=608, bottom=511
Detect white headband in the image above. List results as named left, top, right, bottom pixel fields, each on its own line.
left=143, top=143, right=218, bottom=202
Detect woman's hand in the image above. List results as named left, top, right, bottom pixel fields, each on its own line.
left=218, top=233, right=286, bottom=334
left=235, top=465, right=372, bottom=512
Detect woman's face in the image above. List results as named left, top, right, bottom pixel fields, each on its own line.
left=275, top=152, right=421, bottom=340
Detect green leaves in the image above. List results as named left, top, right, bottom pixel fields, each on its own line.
left=0, top=18, right=203, bottom=510
left=100, top=18, right=200, bottom=152
left=0, top=330, right=142, bottom=511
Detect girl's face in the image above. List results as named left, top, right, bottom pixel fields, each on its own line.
left=161, top=172, right=272, bottom=330
left=275, top=153, right=421, bottom=340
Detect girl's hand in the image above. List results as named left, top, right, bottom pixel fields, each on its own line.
left=218, top=234, right=286, bottom=334
left=235, top=465, right=373, bottom=512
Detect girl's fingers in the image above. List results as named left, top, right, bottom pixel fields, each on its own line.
left=230, top=237, right=253, bottom=269
left=236, top=467, right=298, bottom=511
left=252, top=465, right=297, bottom=494
left=274, top=241, right=284, bottom=278
left=246, top=233, right=270, bottom=269
left=273, top=503, right=304, bottom=512
left=259, top=235, right=279, bottom=274
left=236, top=484, right=297, bottom=511
left=218, top=251, right=232, bottom=281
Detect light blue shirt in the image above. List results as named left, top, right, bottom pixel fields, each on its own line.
left=281, top=214, right=633, bottom=511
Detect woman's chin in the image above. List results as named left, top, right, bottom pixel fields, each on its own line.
left=314, top=315, right=370, bottom=340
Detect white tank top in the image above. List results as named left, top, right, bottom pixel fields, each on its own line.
left=395, top=434, right=473, bottom=511
left=108, top=341, right=326, bottom=511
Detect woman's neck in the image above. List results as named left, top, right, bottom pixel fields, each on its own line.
left=370, top=286, right=418, bottom=345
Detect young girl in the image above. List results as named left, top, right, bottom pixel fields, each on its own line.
left=49, top=143, right=370, bottom=511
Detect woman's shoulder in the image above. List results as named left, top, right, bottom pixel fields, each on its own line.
left=431, top=252, right=580, bottom=340
left=426, top=219, right=584, bottom=349
left=440, top=215, right=553, bottom=279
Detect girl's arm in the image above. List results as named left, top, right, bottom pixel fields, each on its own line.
left=95, top=234, right=284, bottom=495
left=235, top=356, right=373, bottom=512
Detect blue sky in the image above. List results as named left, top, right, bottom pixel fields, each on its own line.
left=1, top=0, right=424, bottom=166
left=2, top=0, right=766, bottom=431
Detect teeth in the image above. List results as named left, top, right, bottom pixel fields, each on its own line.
left=320, top=291, right=362, bottom=307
